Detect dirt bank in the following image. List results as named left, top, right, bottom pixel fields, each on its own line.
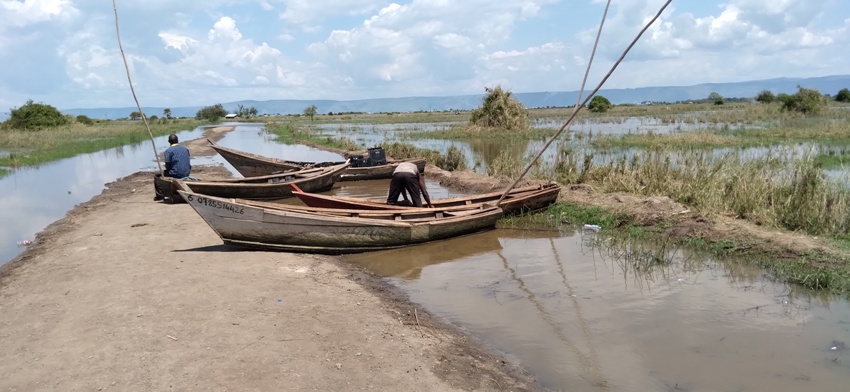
left=0, top=134, right=543, bottom=391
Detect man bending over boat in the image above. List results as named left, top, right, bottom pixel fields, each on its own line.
left=154, top=134, right=192, bottom=202
left=387, top=161, right=432, bottom=208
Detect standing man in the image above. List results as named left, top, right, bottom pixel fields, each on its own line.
left=387, top=161, right=432, bottom=207
left=154, top=134, right=191, bottom=201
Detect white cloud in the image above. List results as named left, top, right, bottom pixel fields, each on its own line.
left=1, top=0, right=849, bottom=114
left=0, top=0, right=78, bottom=28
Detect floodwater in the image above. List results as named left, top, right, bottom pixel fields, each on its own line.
left=307, top=119, right=850, bottom=180
left=347, top=229, right=850, bottom=391
left=5, top=123, right=850, bottom=391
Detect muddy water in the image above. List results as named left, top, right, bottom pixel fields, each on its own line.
left=346, top=230, right=850, bottom=391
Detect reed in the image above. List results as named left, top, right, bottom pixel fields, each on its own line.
left=382, top=142, right=467, bottom=171
left=0, top=119, right=201, bottom=169
left=409, top=123, right=554, bottom=140
left=547, top=148, right=850, bottom=241
left=590, top=106, right=850, bottom=150
left=264, top=122, right=362, bottom=151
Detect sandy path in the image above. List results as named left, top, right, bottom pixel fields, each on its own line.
left=0, top=134, right=542, bottom=391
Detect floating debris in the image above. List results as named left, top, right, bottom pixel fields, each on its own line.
left=582, top=224, right=601, bottom=232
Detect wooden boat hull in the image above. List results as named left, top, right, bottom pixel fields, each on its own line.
left=209, top=141, right=425, bottom=181
left=163, top=163, right=348, bottom=201
left=178, top=190, right=503, bottom=254
left=293, top=183, right=561, bottom=216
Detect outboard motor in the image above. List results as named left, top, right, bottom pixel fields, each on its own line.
left=367, top=147, right=387, bottom=166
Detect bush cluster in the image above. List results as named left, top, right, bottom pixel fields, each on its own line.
left=6, top=100, right=68, bottom=129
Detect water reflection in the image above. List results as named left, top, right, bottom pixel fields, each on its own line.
left=346, top=229, right=850, bottom=391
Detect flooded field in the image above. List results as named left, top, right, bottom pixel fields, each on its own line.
left=5, top=121, right=850, bottom=391
left=347, top=229, right=850, bottom=391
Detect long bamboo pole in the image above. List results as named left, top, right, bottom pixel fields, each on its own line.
left=112, top=0, right=163, bottom=174
left=498, top=0, right=673, bottom=205
left=549, top=0, right=611, bottom=182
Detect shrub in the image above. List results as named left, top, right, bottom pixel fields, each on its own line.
left=196, top=104, right=227, bottom=122
left=755, top=90, right=775, bottom=103
left=469, top=86, right=529, bottom=131
left=708, top=92, right=724, bottom=105
left=836, top=88, right=850, bottom=103
left=6, top=100, right=68, bottom=129
left=779, top=86, right=827, bottom=114
left=75, top=115, right=94, bottom=125
left=588, top=95, right=612, bottom=113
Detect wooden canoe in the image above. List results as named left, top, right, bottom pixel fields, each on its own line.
left=177, top=190, right=503, bottom=254
left=163, top=162, right=349, bottom=201
left=208, top=140, right=426, bottom=181
left=292, top=183, right=561, bottom=216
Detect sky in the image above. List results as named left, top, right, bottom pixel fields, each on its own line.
left=0, top=0, right=848, bottom=114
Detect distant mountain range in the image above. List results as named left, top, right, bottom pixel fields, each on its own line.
left=62, top=75, right=850, bottom=120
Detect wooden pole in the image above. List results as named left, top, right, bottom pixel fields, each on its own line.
left=112, top=0, right=163, bottom=174
left=550, top=0, right=611, bottom=182
left=497, top=0, right=673, bottom=206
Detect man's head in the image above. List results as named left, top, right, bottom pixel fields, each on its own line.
left=168, top=134, right=178, bottom=144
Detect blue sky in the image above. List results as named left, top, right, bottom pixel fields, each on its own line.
left=0, top=0, right=848, bottom=114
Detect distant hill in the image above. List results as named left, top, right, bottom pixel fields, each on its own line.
left=62, top=75, right=850, bottom=119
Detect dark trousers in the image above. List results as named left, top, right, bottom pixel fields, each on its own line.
left=387, top=172, right=422, bottom=207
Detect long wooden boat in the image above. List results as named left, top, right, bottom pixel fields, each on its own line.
left=292, top=183, right=560, bottom=216
left=177, top=190, right=503, bottom=254
left=208, top=140, right=426, bottom=181
left=161, top=162, right=349, bottom=201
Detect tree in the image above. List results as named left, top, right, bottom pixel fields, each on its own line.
left=129, top=111, right=142, bottom=120
left=196, top=104, right=227, bottom=122
left=779, top=86, right=827, bottom=114
left=6, top=100, right=69, bottom=129
left=469, top=86, right=529, bottom=130
left=163, top=108, right=172, bottom=119
left=755, top=90, right=775, bottom=103
left=303, top=105, right=318, bottom=121
left=75, top=115, right=94, bottom=125
left=236, top=104, right=259, bottom=118
left=587, top=95, right=612, bottom=113
left=708, top=92, right=724, bottom=105
left=836, top=88, right=850, bottom=103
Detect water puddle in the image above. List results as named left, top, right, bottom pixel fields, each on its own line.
left=346, top=229, right=850, bottom=391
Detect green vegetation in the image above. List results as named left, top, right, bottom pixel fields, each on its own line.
left=303, top=105, right=318, bottom=121
left=234, top=104, right=259, bottom=119
left=75, top=115, right=94, bottom=125
left=778, top=86, right=827, bottom=114
left=755, top=89, right=775, bottom=103
left=499, top=202, right=630, bottom=231
left=196, top=104, right=227, bottom=122
left=5, top=100, right=68, bottom=129
left=264, top=122, right=361, bottom=151
left=588, top=95, right=612, bottom=113
left=469, top=86, right=529, bottom=131
left=814, top=148, right=850, bottom=169
left=383, top=143, right=467, bottom=171
left=0, top=119, right=202, bottom=169
left=546, top=149, right=850, bottom=241
left=708, top=92, right=724, bottom=105
left=835, top=88, right=850, bottom=103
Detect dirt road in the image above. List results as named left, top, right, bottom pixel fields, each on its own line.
left=0, top=132, right=542, bottom=391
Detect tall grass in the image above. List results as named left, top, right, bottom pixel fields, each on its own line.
left=0, top=119, right=202, bottom=168
left=550, top=147, right=850, bottom=240
left=383, top=142, right=467, bottom=171
left=264, top=122, right=361, bottom=151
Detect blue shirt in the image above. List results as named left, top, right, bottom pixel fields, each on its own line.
left=164, top=144, right=191, bottom=178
